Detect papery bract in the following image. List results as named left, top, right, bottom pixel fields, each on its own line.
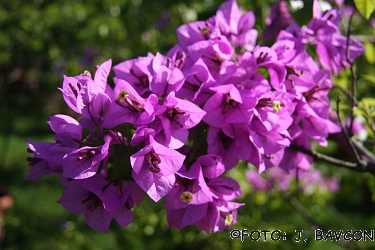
left=57, top=175, right=123, bottom=233
left=62, top=136, right=111, bottom=179
left=104, top=79, right=158, bottom=128
left=130, top=136, right=185, bottom=201
left=165, top=163, right=212, bottom=210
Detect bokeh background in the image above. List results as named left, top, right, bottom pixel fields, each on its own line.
left=1, top=0, right=375, bottom=249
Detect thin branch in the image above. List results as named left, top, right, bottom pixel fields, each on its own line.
left=351, top=139, right=375, bottom=167
left=332, top=85, right=358, bottom=106
left=345, top=12, right=354, bottom=64
left=279, top=190, right=358, bottom=250
left=346, top=12, right=356, bottom=136
left=326, top=202, right=356, bottom=230
left=279, top=190, right=325, bottom=229
left=289, top=143, right=364, bottom=171
left=336, top=97, right=362, bottom=164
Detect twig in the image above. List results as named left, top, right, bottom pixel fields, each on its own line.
left=328, top=132, right=375, bottom=176
left=332, top=85, right=358, bottom=106
left=289, top=143, right=364, bottom=171
left=280, top=190, right=325, bottom=229
left=336, top=97, right=362, bottom=164
left=326, top=202, right=355, bottom=230
left=279, top=190, right=357, bottom=250
left=346, top=12, right=356, bottom=136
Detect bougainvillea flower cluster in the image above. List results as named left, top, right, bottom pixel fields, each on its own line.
left=26, top=0, right=364, bottom=233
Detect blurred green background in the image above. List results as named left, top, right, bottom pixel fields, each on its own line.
left=1, top=0, right=375, bottom=249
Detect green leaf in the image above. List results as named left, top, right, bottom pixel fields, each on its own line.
left=359, top=97, right=375, bottom=109
left=335, top=103, right=351, bottom=112
left=112, top=144, right=132, bottom=181
left=364, top=42, right=375, bottom=64
left=356, top=98, right=375, bottom=120
left=354, top=107, right=368, bottom=118
left=367, top=124, right=375, bottom=138
left=353, top=0, right=375, bottom=19
left=361, top=74, right=375, bottom=84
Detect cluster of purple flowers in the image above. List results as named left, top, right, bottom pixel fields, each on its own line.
left=26, top=0, right=364, bottom=233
